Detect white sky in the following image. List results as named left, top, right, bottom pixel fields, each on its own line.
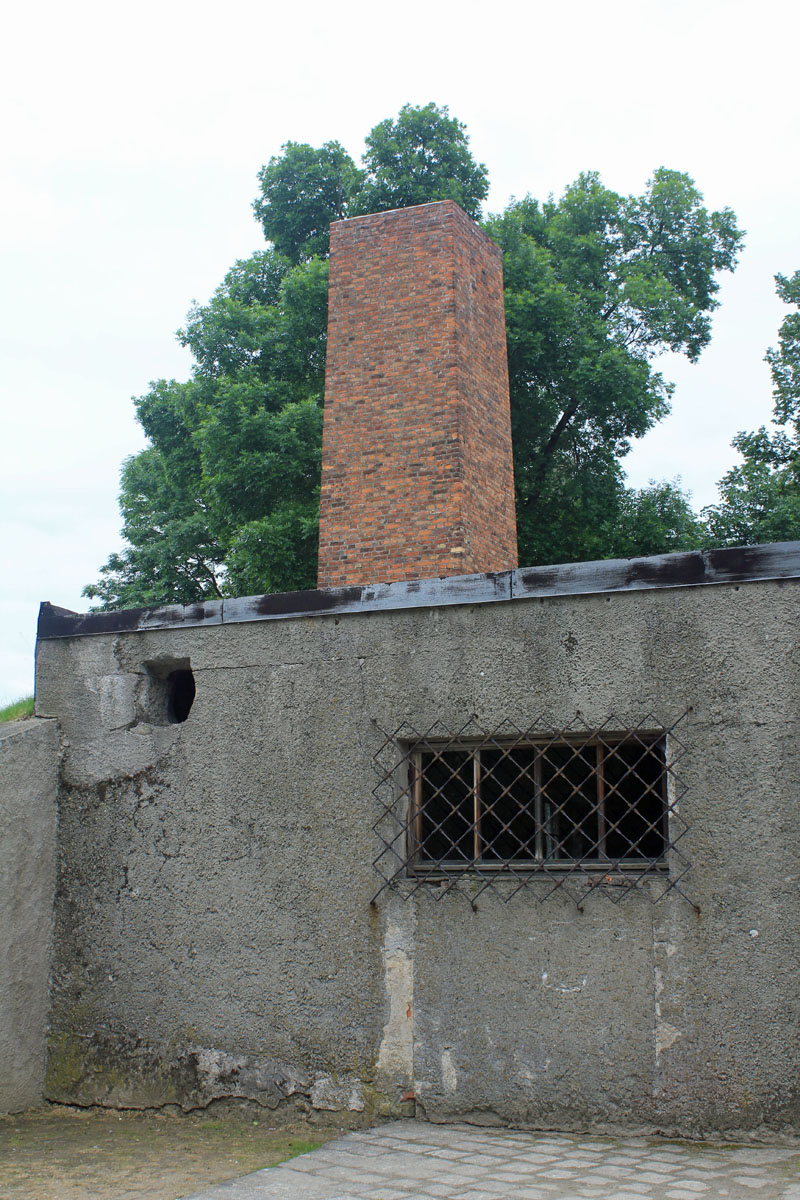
left=1, top=0, right=799, bottom=705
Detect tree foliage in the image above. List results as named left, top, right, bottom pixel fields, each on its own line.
left=353, top=102, right=489, bottom=220
left=703, top=271, right=800, bottom=546
left=606, top=480, right=705, bottom=558
left=250, top=103, right=486, bottom=265
left=86, top=105, right=744, bottom=610
left=84, top=252, right=328, bottom=609
left=485, top=169, right=742, bottom=564
left=253, top=142, right=362, bottom=263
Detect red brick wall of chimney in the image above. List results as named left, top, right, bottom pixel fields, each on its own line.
left=317, top=200, right=518, bottom=588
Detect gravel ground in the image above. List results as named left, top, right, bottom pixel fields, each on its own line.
left=0, top=1105, right=342, bottom=1200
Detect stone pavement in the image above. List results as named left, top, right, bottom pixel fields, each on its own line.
left=181, top=1119, right=800, bottom=1200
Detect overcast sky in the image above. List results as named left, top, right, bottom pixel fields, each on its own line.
left=2, top=0, right=798, bottom=705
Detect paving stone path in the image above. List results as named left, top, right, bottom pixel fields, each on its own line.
left=181, top=1119, right=800, bottom=1200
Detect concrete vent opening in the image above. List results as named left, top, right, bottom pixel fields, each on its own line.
left=167, top=669, right=195, bottom=723
left=141, top=657, right=195, bottom=725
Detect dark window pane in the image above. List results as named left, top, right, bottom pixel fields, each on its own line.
left=417, top=750, right=474, bottom=863
left=604, top=741, right=666, bottom=860
left=481, top=748, right=538, bottom=860
left=541, top=744, right=598, bottom=861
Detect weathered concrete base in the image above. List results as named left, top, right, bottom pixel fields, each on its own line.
left=0, top=717, right=58, bottom=1113
left=45, top=1028, right=408, bottom=1122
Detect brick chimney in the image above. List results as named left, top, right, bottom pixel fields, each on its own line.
left=317, top=200, right=518, bottom=588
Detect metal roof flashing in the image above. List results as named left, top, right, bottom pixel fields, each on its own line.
left=37, top=541, right=800, bottom=640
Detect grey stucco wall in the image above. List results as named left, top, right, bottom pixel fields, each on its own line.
left=34, top=580, right=800, bottom=1135
left=0, top=717, right=58, bottom=1113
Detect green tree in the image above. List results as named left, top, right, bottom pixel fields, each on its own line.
left=250, top=104, right=487, bottom=263
left=353, top=102, right=488, bottom=220
left=84, top=253, right=328, bottom=609
left=86, top=106, right=741, bottom=609
left=703, top=271, right=800, bottom=546
left=485, top=170, right=742, bottom=565
left=253, top=142, right=362, bottom=264
left=606, top=479, right=705, bottom=558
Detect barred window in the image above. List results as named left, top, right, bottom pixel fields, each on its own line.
left=409, top=736, right=667, bottom=873
left=371, top=716, right=691, bottom=905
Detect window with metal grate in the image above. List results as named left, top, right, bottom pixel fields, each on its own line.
left=371, top=715, right=692, bottom=906
left=409, top=736, right=667, bottom=873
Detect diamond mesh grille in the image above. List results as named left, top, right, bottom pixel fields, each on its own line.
left=371, top=713, right=693, bottom=908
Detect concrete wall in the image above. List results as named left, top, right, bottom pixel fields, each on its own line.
left=34, top=578, right=800, bottom=1135
left=0, top=717, right=58, bottom=1113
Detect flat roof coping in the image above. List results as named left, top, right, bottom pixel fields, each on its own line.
left=37, top=541, right=800, bottom=641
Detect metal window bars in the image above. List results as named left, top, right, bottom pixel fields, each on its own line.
left=371, top=712, right=693, bottom=908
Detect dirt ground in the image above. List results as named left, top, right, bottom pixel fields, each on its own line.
left=0, top=1104, right=344, bottom=1200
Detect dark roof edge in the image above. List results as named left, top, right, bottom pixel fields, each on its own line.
left=37, top=541, right=800, bottom=641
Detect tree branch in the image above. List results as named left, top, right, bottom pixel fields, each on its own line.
left=522, top=399, right=582, bottom=511
left=186, top=559, right=224, bottom=598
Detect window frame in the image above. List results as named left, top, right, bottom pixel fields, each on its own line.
left=405, top=732, right=670, bottom=878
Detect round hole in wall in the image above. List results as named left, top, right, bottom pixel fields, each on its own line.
left=167, top=669, right=195, bottom=723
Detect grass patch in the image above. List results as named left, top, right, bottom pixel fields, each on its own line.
left=280, top=1137, right=323, bottom=1160
left=0, top=696, right=34, bottom=723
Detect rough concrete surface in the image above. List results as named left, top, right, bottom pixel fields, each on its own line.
left=179, top=1120, right=800, bottom=1200
left=34, top=578, right=800, bottom=1134
left=0, top=717, right=58, bottom=1112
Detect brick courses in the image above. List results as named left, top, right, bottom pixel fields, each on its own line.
left=317, top=200, right=518, bottom=587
